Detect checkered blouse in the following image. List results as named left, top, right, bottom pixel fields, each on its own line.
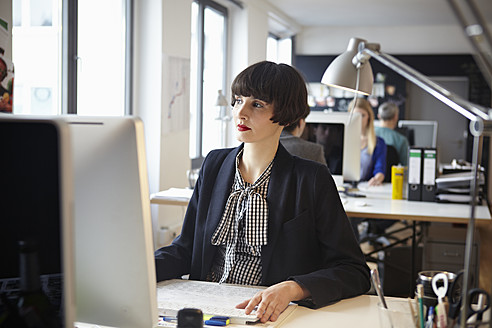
left=208, top=150, right=272, bottom=285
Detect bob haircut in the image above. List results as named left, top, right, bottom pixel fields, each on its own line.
left=230, top=61, right=310, bottom=126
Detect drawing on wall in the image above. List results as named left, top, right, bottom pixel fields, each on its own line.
left=162, top=55, right=190, bottom=134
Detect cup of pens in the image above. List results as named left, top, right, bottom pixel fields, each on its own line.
left=416, top=271, right=457, bottom=310
left=372, top=268, right=417, bottom=327
left=377, top=298, right=417, bottom=328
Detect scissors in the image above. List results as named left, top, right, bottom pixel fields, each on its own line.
left=447, top=271, right=490, bottom=325
left=466, top=288, right=490, bottom=323
left=432, top=273, right=449, bottom=328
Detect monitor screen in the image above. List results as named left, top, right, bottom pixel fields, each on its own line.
left=0, top=115, right=75, bottom=327
left=303, top=111, right=361, bottom=186
left=65, top=115, right=158, bottom=327
left=398, top=120, right=438, bottom=148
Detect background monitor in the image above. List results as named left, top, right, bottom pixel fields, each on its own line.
left=0, top=115, right=75, bottom=327
left=303, top=111, right=361, bottom=186
left=397, top=120, right=438, bottom=148
left=65, top=115, right=158, bottom=328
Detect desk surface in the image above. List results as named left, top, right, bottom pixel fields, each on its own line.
left=151, top=183, right=491, bottom=225
left=75, top=295, right=406, bottom=328
left=281, top=295, right=399, bottom=328
left=343, top=183, right=491, bottom=224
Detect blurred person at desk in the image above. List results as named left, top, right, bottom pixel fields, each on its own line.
left=279, top=113, right=327, bottom=165
left=349, top=97, right=387, bottom=186
left=154, top=61, right=370, bottom=323
left=349, top=99, right=399, bottom=242
left=375, top=101, right=409, bottom=166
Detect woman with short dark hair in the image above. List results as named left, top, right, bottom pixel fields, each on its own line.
left=155, top=61, right=370, bottom=323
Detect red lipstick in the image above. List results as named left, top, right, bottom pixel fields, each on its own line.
left=237, top=124, right=251, bottom=132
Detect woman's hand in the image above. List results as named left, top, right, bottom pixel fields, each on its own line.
left=235, top=281, right=310, bottom=323
left=368, top=172, right=384, bottom=186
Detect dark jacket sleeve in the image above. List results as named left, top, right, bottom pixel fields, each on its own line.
left=154, top=170, right=201, bottom=281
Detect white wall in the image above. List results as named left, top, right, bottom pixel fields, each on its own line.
left=222, top=0, right=285, bottom=147
left=296, top=25, right=478, bottom=55
left=134, top=0, right=193, bottom=248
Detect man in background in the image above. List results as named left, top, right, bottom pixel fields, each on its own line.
left=375, top=102, right=409, bottom=166
left=280, top=117, right=327, bottom=165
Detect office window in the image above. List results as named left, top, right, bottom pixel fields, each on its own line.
left=267, top=34, right=292, bottom=65
left=190, top=0, right=228, bottom=162
left=12, top=0, right=61, bottom=115
left=77, top=0, right=127, bottom=116
left=12, top=0, right=131, bottom=115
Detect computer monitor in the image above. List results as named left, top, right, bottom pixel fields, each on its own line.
left=65, top=115, right=158, bottom=328
left=0, top=115, right=75, bottom=327
left=303, top=111, right=361, bottom=186
left=398, top=120, right=438, bottom=148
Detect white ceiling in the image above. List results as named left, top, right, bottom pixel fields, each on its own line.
left=265, top=0, right=492, bottom=28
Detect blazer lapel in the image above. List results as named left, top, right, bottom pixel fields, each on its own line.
left=201, top=145, right=242, bottom=277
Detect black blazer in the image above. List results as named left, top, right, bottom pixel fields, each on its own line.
left=155, top=143, right=370, bottom=308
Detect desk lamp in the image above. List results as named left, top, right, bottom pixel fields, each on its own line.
left=322, top=37, right=492, bottom=328
left=215, top=89, right=231, bottom=147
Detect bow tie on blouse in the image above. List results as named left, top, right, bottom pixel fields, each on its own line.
left=211, top=172, right=269, bottom=247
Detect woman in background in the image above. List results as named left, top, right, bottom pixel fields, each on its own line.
left=349, top=98, right=386, bottom=186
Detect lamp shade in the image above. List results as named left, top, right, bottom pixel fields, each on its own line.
left=321, top=37, right=374, bottom=95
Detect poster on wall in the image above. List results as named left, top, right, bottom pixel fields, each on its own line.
left=0, top=17, right=13, bottom=113
left=162, top=55, right=190, bottom=135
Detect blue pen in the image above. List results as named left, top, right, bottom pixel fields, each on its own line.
left=160, top=316, right=177, bottom=322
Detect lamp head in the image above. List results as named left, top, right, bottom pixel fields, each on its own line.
left=321, top=37, right=374, bottom=95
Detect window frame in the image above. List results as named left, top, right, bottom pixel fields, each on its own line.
left=62, top=0, right=133, bottom=115
left=191, top=0, right=228, bottom=169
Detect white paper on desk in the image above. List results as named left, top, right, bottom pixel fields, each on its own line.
left=156, top=279, right=296, bottom=327
left=152, top=188, right=194, bottom=201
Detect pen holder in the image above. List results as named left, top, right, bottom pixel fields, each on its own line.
left=377, top=299, right=416, bottom=328
left=416, top=271, right=456, bottom=311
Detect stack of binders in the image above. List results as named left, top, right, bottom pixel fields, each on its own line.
left=407, top=147, right=437, bottom=202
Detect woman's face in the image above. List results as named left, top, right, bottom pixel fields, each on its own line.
left=232, top=95, right=282, bottom=144
left=354, top=106, right=369, bottom=132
